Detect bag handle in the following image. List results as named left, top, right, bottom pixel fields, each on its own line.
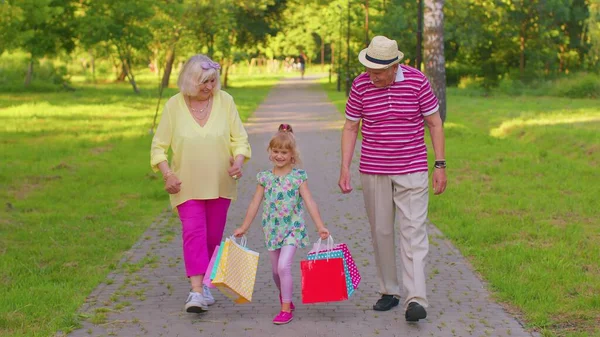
left=313, top=235, right=335, bottom=260
left=230, top=235, right=247, bottom=247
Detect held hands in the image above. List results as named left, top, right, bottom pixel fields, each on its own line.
left=228, top=156, right=244, bottom=180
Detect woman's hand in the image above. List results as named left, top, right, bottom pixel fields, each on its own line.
left=318, top=227, right=330, bottom=240
left=233, top=227, right=247, bottom=238
left=228, top=156, right=244, bottom=180
left=164, top=175, right=182, bottom=194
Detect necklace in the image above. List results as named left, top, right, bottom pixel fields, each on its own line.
left=188, top=96, right=211, bottom=120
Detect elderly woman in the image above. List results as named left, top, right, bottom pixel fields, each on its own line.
left=151, top=54, right=251, bottom=313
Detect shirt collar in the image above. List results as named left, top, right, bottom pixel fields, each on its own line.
left=395, top=65, right=405, bottom=82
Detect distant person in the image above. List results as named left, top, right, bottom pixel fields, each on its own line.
left=234, top=123, right=330, bottom=325
left=298, top=52, right=307, bottom=79
left=150, top=54, right=251, bottom=313
left=338, top=36, right=447, bottom=322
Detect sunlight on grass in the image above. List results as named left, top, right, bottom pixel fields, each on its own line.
left=0, top=76, right=278, bottom=337
left=319, top=82, right=600, bottom=337
left=490, top=112, right=600, bottom=138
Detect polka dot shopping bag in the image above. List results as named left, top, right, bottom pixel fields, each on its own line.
left=211, top=236, right=259, bottom=304
left=308, top=236, right=361, bottom=293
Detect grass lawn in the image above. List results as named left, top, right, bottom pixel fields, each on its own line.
left=0, top=73, right=281, bottom=337
left=321, top=78, right=599, bottom=337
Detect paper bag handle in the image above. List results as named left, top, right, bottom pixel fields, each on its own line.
left=229, top=235, right=247, bottom=247
left=313, top=235, right=335, bottom=260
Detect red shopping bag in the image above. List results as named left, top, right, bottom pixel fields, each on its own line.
left=309, top=237, right=361, bottom=291
left=300, top=257, right=348, bottom=304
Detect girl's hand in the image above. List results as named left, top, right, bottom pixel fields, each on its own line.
left=233, top=227, right=246, bottom=238
left=318, top=227, right=330, bottom=240
left=164, top=175, right=182, bottom=194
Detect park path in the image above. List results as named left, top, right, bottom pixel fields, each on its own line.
left=68, top=77, right=537, bottom=337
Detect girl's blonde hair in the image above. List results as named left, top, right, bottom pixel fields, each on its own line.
left=268, top=124, right=301, bottom=166
left=177, top=54, right=221, bottom=96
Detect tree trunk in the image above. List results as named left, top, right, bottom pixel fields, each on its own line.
left=162, top=47, right=176, bottom=89
left=321, top=39, right=325, bottom=70
left=424, top=0, right=446, bottom=122
left=116, top=44, right=139, bottom=93
left=24, top=56, right=34, bottom=87
left=519, top=21, right=526, bottom=80
left=223, top=58, right=231, bottom=89
left=364, top=0, right=369, bottom=47
left=90, top=52, right=96, bottom=84
left=124, top=59, right=140, bottom=94
left=117, top=64, right=127, bottom=81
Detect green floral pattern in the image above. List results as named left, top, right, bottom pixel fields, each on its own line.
left=257, top=169, right=309, bottom=251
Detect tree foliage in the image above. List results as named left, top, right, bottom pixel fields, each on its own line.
left=1, top=0, right=597, bottom=91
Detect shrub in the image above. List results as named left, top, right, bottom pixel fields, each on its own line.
left=550, top=73, right=600, bottom=99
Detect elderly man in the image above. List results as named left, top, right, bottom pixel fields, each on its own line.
left=338, top=36, right=447, bottom=322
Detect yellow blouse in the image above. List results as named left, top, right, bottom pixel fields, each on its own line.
left=150, top=91, right=252, bottom=209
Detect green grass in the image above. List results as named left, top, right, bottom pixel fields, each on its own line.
left=321, top=77, right=600, bottom=337
left=0, top=74, right=280, bottom=337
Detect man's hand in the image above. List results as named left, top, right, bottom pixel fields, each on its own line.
left=338, top=167, right=353, bottom=194
left=432, top=168, right=447, bottom=195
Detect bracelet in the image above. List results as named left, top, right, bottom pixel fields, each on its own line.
left=163, top=171, right=175, bottom=181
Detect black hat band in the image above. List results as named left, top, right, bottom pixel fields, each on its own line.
left=365, top=53, right=398, bottom=65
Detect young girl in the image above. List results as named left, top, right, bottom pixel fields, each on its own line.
left=233, top=123, right=329, bottom=325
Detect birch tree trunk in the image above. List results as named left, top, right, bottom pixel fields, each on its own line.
left=424, top=0, right=447, bottom=122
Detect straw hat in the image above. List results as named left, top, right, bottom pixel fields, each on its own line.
left=358, top=36, right=404, bottom=69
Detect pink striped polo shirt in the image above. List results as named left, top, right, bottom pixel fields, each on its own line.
left=345, top=65, right=439, bottom=175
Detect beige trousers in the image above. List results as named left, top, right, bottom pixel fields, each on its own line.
left=360, top=172, right=429, bottom=309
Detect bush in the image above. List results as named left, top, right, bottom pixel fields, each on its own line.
left=0, top=51, right=72, bottom=92
left=446, top=62, right=479, bottom=87
left=497, top=77, right=528, bottom=96
left=550, top=73, right=600, bottom=99
left=456, top=76, right=487, bottom=96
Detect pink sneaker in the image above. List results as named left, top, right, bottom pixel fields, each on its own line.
left=279, top=294, right=295, bottom=311
left=272, top=311, right=293, bottom=325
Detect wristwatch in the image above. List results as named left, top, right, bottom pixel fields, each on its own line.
left=434, top=160, right=446, bottom=169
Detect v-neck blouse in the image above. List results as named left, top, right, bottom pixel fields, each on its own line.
left=151, top=91, right=252, bottom=209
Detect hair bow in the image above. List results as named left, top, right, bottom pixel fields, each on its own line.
left=200, top=61, right=221, bottom=70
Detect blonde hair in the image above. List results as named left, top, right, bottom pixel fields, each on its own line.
left=268, top=124, right=301, bottom=166
left=177, top=54, right=221, bottom=96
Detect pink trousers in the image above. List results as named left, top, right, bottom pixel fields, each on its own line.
left=177, top=198, right=231, bottom=277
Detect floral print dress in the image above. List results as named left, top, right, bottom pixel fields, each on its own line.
left=257, top=168, right=310, bottom=251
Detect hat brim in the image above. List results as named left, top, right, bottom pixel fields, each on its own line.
left=358, top=49, right=404, bottom=69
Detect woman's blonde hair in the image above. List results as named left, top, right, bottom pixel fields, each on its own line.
left=177, top=54, right=221, bottom=96
left=268, top=124, right=301, bottom=166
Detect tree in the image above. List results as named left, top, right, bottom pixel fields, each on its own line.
left=0, top=2, right=22, bottom=55
left=79, top=0, right=154, bottom=93
left=148, top=0, right=186, bottom=90
left=424, top=0, right=446, bottom=122
left=585, top=1, right=600, bottom=71
left=4, top=0, right=77, bottom=86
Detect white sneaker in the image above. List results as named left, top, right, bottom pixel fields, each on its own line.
left=203, top=284, right=216, bottom=305
left=184, top=291, right=208, bottom=313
